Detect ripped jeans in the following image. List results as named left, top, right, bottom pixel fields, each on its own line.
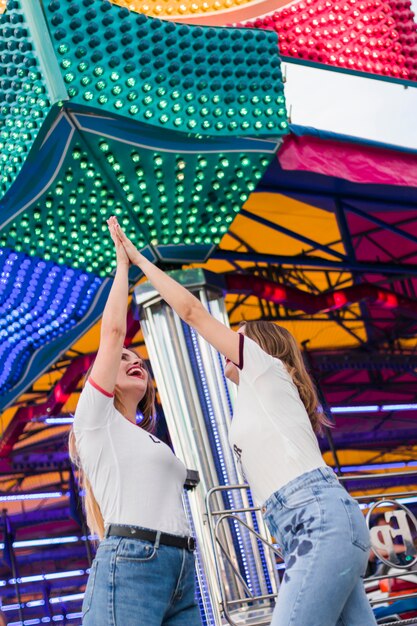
left=263, top=467, right=377, bottom=626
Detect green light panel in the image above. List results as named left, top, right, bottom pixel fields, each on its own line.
left=1, top=0, right=288, bottom=269
left=0, top=0, right=52, bottom=198
left=45, top=0, right=287, bottom=137
left=0, top=135, right=272, bottom=276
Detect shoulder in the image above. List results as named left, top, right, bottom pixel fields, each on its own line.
left=74, top=378, right=116, bottom=430
left=241, top=335, right=277, bottom=364
left=239, top=335, right=278, bottom=381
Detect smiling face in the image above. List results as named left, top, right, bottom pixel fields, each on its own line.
left=115, top=348, right=148, bottom=401
left=224, top=326, right=245, bottom=385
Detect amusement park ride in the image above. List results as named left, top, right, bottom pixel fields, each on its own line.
left=1, top=0, right=417, bottom=623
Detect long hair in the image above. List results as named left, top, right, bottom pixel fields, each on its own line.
left=240, top=320, right=330, bottom=433
left=69, top=354, right=156, bottom=541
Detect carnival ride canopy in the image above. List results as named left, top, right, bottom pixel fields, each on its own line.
left=0, top=0, right=417, bottom=620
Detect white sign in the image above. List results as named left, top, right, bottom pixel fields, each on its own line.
left=366, top=500, right=417, bottom=569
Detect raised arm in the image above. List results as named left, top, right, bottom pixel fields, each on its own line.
left=89, top=218, right=130, bottom=394
left=114, top=218, right=241, bottom=365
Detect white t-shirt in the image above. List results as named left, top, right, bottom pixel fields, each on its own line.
left=228, top=335, right=326, bottom=506
left=73, top=380, right=190, bottom=536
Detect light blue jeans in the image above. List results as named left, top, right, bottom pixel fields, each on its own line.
left=263, top=467, right=377, bottom=626
left=82, top=534, right=201, bottom=626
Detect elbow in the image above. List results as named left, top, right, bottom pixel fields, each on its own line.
left=101, top=325, right=126, bottom=341
left=183, top=299, right=204, bottom=327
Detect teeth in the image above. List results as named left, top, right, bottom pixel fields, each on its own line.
left=128, top=368, right=141, bottom=376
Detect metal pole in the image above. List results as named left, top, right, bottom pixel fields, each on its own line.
left=69, top=467, right=93, bottom=566
left=82, top=518, right=93, bottom=567
left=43, top=583, right=52, bottom=620
left=134, top=268, right=278, bottom=626
left=2, top=509, right=24, bottom=624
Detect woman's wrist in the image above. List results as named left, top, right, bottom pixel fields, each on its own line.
left=116, top=257, right=130, bottom=270
left=133, top=252, right=146, bottom=268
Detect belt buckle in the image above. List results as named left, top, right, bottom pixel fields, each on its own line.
left=187, top=536, right=195, bottom=552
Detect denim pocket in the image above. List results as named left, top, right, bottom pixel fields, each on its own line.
left=341, top=496, right=371, bottom=552
left=282, top=488, right=317, bottom=511
left=82, top=559, right=98, bottom=617
left=116, top=538, right=158, bottom=563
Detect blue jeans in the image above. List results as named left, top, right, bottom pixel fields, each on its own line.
left=263, top=467, right=377, bottom=626
left=82, top=534, right=201, bottom=626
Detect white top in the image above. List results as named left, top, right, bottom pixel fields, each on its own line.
left=73, top=380, right=190, bottom=536
left=228, top=336, right=326, bottom=506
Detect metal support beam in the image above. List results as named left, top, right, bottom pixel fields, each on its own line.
left=344, top=203, right=417, bottom=248
left=334, top=200, right=375, bottom=345
left=256, top=183, right=417, bottom=210
left=311, top=351, right=417, bottom=372
left=9, top=452, right=69, bottom=474
left=240, top=208, right=346, bottom=260
left=5, top=507, right=72, bottom=528
left=212, top=250, right=417, bottom=276
left=319, top=428, right=417, bottom=451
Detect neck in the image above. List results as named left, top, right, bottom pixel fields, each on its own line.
left=118, top=394, right=140, bottom=424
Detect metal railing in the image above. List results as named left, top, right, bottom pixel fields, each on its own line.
left=205, top=470, right=417, bottom=626
left=206, top=485, right=281, bottom=626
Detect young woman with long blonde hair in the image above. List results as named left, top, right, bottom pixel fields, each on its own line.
left=70, top=219, right=201, bottom=626
left=111, top=215, right=377, bottom=626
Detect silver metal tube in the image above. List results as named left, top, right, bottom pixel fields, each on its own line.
left=365, top=571, right=417, bottom=583
left=369, top=591, right=417, bottom=605
left=227, top=594, right=278, bottom=606
left=134, top=269, right=277, bottom=626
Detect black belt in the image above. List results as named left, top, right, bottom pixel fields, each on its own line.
left=106, top=524, right=196, bottom=552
